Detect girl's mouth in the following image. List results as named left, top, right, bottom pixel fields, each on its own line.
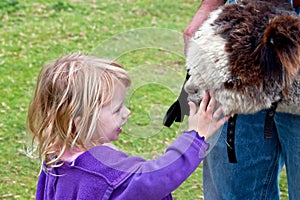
left=117, top=127, right=122, bottom=134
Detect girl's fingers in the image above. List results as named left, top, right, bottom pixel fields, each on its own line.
left=188, top=101, right=197, bottom=116
left=214, top=107, right=230, bottom=127
left=206, top=95, right=216, bottom=113
left=213, top=106, right=223, bottom=119
left=199, top=91, right=210, bottom=112
left=217, top=115, right=230, bottom=127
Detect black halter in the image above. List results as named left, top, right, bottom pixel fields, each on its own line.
left=226, top=102, right=278, bottom=163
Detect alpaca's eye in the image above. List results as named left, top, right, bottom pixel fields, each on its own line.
left=224, top=79, right=235, bottom=89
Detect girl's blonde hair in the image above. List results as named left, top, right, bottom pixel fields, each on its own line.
left=27, top=52, right=131, bottom=167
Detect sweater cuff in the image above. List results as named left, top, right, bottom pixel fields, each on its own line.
left=184, top=130, right=210, bottom=156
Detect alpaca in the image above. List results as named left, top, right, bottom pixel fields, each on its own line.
left=184, top=0, right=300, bottom=116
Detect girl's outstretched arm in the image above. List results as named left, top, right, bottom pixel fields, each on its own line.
left=111, top=92, right=229, bottom=200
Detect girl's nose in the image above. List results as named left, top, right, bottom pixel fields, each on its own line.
left=123, top=106, right=131, bottom=118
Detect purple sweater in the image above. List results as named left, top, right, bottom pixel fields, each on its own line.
left=36, top=130, right=209, bottom=200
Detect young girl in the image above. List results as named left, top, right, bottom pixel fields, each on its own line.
left=27, top=52, right=229, bottom=200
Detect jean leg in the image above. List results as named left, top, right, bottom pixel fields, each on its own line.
left=203, top=110, right=283, bottom=200
left=275, top=113, right=300, bottom=200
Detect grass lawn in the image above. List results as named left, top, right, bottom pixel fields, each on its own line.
left=0, top=0, right=289, bottom=199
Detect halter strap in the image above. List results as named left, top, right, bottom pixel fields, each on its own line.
left=227, top=102, right=278, bottom=163
left=263, top=102, right=278, bottom=139
left=293, top=0, right=300, bottom=8
left=227, top=114, right=238, bottom=163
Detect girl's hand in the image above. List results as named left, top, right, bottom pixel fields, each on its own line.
left=188, top=91, right=230, bottom=140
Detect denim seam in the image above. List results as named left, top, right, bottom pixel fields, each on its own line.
left=261, top=141, right=281, bottom=200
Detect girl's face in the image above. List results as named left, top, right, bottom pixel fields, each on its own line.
left=96, top=82, right=131, bottom=143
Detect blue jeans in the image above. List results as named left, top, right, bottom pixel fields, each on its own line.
left=203, top=111, right=300, bottom=200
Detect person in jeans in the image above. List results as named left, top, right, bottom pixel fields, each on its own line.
left=183, top=0, right=300, bottom=199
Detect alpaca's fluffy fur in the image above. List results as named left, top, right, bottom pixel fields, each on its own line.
left=185, top=0, right=300, bottom=115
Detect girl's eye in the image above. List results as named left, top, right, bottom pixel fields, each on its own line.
left=114, top=106, right=122, bottom=114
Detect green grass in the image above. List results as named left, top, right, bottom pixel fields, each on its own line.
left=0, top=0, right=289, bottom=199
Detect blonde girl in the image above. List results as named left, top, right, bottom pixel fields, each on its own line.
left=27, top=52, right=229, bottom=200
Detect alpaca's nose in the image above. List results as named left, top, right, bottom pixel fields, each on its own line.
left=184, top=81, right=199, bottom=95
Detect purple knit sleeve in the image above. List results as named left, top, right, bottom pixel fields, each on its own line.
left=111, top=130, right=209, bottom=200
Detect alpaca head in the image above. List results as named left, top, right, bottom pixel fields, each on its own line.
left=184, top=0, right=300, bottom=115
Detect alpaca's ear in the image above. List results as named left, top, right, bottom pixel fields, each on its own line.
left=261, top=15, right=300, bottom=84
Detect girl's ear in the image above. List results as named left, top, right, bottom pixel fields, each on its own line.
left=74, top=116, right=82, bottom=130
